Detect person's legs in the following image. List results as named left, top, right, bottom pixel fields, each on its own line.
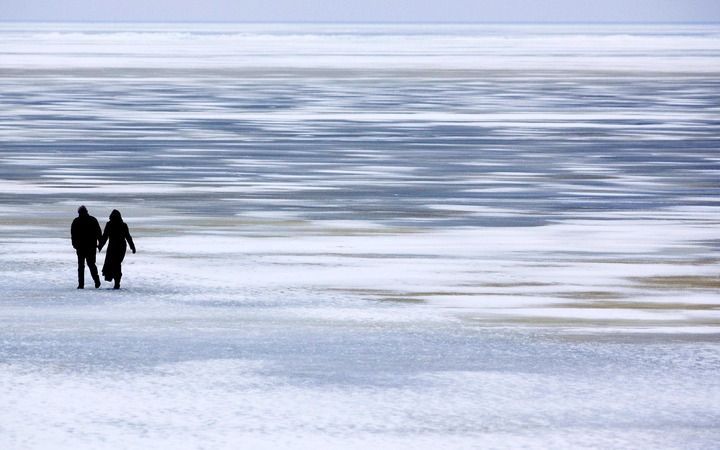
left=76, top=251, right=85, bottom=288
left=86, top=252, right=101, bottom=288
left=113, top=267, right=122, bottom=289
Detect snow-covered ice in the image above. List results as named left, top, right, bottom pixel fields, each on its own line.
left=1, top=23, right=719, bottom=448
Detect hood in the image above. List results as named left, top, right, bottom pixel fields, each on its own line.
left=109, top=209, right=123, bottom=223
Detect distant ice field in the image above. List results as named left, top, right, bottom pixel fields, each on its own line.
left=1, top=23, right=719, bottom=448
left=2, top=22, right=720, bottom=72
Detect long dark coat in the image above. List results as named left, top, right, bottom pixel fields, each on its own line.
left=99, top=212, right=135, bottom=283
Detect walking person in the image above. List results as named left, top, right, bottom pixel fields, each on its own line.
left=71, top=205, right=102, bottom=289
left=98, top=209, right=136, bottom=289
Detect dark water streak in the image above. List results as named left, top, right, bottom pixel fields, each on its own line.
left=1, top=72, right=719, bottom=229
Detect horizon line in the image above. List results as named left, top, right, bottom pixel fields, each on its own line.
left=1, top=19, right=719, bottom=25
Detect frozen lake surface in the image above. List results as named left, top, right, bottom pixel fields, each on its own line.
left=1, top=23, right=719, bottom=448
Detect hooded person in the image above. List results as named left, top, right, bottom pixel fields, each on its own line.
left=71, top=205, right=102, bottom=289
left=98, top=209, right=136, bottom=289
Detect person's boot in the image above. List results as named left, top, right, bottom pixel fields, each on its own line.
left=77, top=268, right=84, bottom=289
left=90, top=266, right=101, bottom=289
left=113, top=274, right=121, bottom=290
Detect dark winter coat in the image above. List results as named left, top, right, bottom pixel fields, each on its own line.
left=99, top=210, right=135, bottom=282
left=71, top=211, right=102, bottom=254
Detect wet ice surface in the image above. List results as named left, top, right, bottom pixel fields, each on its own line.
left=1, top=23, right=720, bottom=448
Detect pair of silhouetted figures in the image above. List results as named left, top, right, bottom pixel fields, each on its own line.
left=71, top=206, right=136, bottom=289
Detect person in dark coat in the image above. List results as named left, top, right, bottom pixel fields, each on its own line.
left=98, top=209, right=136, bottom=289
left=71, top=205, right=102, bottom=289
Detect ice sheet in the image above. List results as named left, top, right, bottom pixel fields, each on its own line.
left=1, top=22, right=719, bottom=449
